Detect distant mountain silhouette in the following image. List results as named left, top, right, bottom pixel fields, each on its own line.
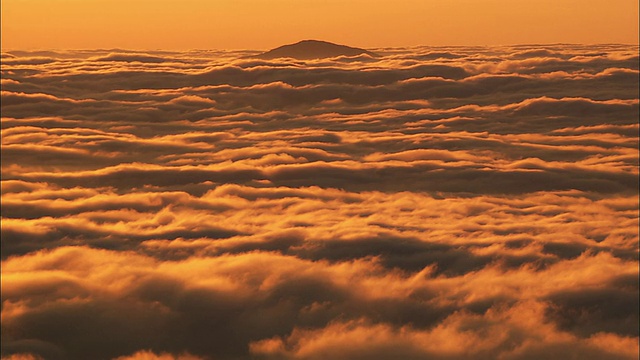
left=255, top=40, right=378, bottom=60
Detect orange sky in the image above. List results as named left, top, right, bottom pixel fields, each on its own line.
left=2, top=0, right=639, bottom=50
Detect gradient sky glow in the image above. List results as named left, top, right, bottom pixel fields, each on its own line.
left=2, top=0, right=639, bottom=50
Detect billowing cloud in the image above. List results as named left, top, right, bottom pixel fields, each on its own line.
left=1, top=44, right=638, bottom=360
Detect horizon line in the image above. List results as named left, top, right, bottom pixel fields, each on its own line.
left=3, top=41, right=639, bottom=53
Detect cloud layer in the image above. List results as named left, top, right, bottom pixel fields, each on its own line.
left=1, top=44, right=639, bottom=360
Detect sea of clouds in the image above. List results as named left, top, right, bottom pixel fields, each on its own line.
left=1, top=44, right=639, bottom=360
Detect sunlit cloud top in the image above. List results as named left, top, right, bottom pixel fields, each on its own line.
left=1, top=43, right=638, bottom=359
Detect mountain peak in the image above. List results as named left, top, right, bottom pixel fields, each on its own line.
left=255, top=40, right=378, bottom=60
